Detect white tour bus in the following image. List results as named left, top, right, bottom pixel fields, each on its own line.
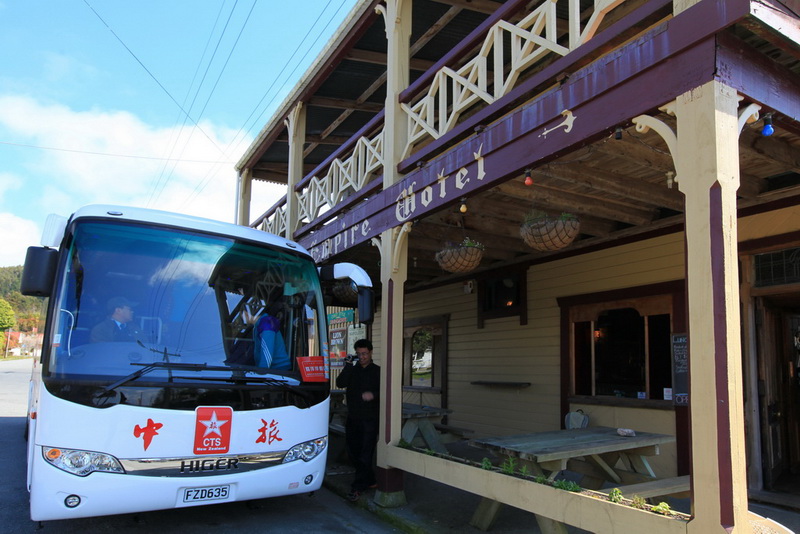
left=21, top=205, right=373, bottom=521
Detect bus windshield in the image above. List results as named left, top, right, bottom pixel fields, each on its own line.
left=44, top=220, right=329, bottom=410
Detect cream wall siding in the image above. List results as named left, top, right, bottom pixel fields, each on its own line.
left=403, top=232, right=687, bottom=443
left=739, top=204, right=800, bottom=242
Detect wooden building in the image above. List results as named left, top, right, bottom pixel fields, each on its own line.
left=235, top=1, right=800, bottom=532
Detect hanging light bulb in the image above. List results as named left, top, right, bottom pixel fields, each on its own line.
left=666, top=171, right=675, bottom=189
left=762, top=113, right=774, bottom=137
left=524, top=169, right=533, bottom=186
left=459, top=197, right=468, bottom=213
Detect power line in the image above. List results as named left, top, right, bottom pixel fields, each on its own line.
left=182, top=0, right=349, bottom=209
left=0, top=140, right=233, bottom=163
left=82, top=0, right=229, bottom=159
left=147, top=1, right=244, bottom=207
left=152, top=0, right=259, bottom=208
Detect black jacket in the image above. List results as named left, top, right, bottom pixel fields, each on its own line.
left=336, top=361, right=380, bottom=420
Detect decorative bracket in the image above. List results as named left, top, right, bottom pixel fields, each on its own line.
left=633, top=95, right=761, bottom=189
left=632, top=102, right=679, bottom=186
left=369, top=221, right=412, bottom=274
left=737, top=102, right=761, bottom=135
left=392, top=222, right=413, bottom=273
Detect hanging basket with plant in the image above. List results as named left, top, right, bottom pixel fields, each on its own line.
left=520, top=210, right=580, bottom=252
left=435, top=237, right=485, bottom=273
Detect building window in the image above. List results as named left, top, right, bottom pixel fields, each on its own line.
left=754, top=247, right=800, bottom=287
left=402, top=316, right=448, bottom=407
left=567, top=294, right=673, bottom=401
left=477, top=270, right=527, bottom=328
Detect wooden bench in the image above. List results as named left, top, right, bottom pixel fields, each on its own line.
left=598, top=475, right=690, bottom=499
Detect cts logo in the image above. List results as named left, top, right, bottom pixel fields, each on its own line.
left=193, top=406, right=233, bottom=454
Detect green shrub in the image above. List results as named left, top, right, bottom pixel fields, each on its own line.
left=500, top=457, right=517, bottom=475
left=651, top=502, right=672, bottom=515
left=552, top=479, right=582, bottom=492
left=608, top=488, right=623, bottom=503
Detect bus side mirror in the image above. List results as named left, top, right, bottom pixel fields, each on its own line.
left=319, top=262, right=374, bottom=324
left=357, top=287, right=374, bottom=325
left=21, top=247, right=59, bottom=297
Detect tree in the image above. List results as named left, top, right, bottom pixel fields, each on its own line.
left=0, top=298, right=14, bottom=330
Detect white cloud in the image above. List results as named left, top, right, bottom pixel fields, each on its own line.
left=0, top=94, right=285, bottom=267
left=0, top=171, right=21, bottom=198
left=0, top=212, right=40, bottom=267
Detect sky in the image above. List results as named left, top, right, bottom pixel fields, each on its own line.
left=0, top=0, right=359, bottom=267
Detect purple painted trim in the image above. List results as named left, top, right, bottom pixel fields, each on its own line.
left=716, top=32, right=800, bottom=122
left=398, top=0, right=751, bottom=174
left=384, top=279, right=393, bottom=445
left=294, top=179, right=382, bottom=241
left=399, top=0, right=532, bottom=103
left=298, top=39, right=717, bottom=255
left=709, top=183, right=735, bottom=528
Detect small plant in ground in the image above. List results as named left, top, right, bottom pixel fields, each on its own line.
left=398, top=439, right=412, bottom=449
left=481, top=458, right=493, bottom=470
left=424, top=448, right=436, bottom=455
left=518, top=465, right=531, bottom=478
left=608, top=488, right=623, bottom=503
left=631, top=496, right=647, bottom=509
left=552, top=479, right=582, bottom=492
left=534, top=475, right=548, bottom=484
left=500, top=457, right=518, bottom=475
left=651, top=502, right=672, bottom=515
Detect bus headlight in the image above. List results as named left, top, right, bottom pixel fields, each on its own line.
left=43, top=447, right=124, bottom=476
left=282, top=437, right=327, bottom=463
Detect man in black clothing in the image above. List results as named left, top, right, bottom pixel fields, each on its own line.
left=336, top=338, right=380, bottom=501
left=90, top=297, right=140, bottom=343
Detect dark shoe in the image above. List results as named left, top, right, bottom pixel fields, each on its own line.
left=346, top=490, right=361, bottom=502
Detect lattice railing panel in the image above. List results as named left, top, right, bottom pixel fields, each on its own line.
left=402, top=0, right=623, bottom=155
left=260, top=204, right=287, bottom=237
left=294, top=128, right=384, bottom=231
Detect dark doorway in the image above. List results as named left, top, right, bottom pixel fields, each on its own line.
left=756, top=295, right=800, bottom=503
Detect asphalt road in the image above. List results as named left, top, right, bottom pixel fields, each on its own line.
left=0, top=358, right=399, bottom=534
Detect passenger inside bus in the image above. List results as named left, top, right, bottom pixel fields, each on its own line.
left=90, top=296, right=141, bottom=343
left=226, top=301, right=290, bottom=370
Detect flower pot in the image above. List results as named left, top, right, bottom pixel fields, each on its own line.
left=435, top=246, right=484, bottom=273
left=520, top=217, right=580, bottom=251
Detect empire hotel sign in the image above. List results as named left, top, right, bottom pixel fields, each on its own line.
left=304, top=146, right=488, bottom=262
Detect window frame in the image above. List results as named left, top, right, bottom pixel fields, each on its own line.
left=402, top=315, right=449, bottom=403
left=476, top=269, right=527, bottom=328
left=558, top=281, right=686, bottom=410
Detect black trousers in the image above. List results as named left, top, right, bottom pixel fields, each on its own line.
left=344, top=416, right=378, bottom=491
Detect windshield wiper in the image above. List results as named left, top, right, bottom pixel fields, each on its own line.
left=170, top=373, right=313, bottom=400
left=99, top=362, right=218, bottom=394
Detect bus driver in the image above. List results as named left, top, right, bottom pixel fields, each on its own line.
left=91, top=297, right=141, bottom=343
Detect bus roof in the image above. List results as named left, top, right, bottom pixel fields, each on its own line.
left=58, top=204, right=311, bottom=257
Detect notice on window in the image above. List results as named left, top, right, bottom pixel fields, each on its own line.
left=330, top=326, right=348, bottom=366
left=671, top=333, right=689, bottom=406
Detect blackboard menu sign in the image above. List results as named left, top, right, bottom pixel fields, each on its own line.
left=671, top=333, right=689, bottom=406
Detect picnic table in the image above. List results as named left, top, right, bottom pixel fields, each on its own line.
left=468, top=426, right=678, bottom=532
left=401, top=403, right=452, bottom=454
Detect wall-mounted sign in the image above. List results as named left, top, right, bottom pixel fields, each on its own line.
left=671, top=333, right=689, bottom=406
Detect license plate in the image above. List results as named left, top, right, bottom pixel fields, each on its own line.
left=182, top=484, right=230, bottom=503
